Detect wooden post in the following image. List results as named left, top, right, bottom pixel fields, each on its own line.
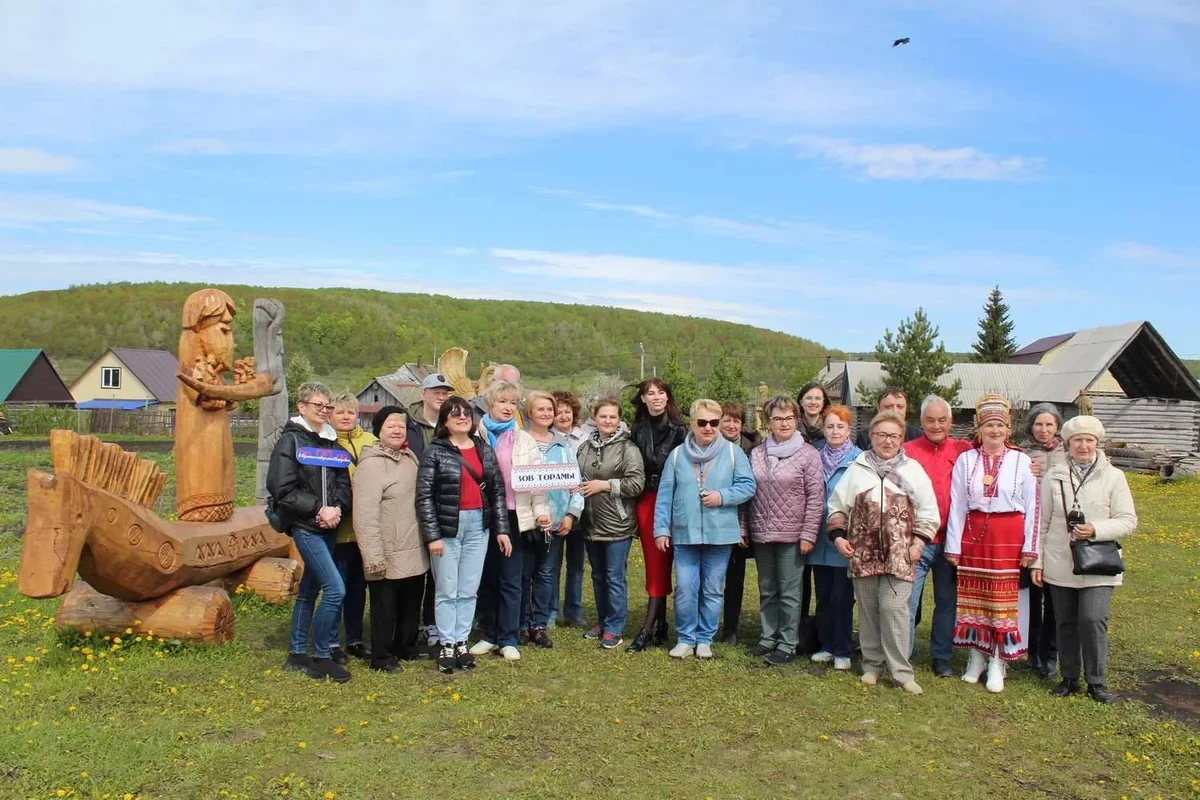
left=217, top=557, right=301, bottom=604
left=253, top=299, right=288, bottom=504
left=56, top=581, right=235, bottom=645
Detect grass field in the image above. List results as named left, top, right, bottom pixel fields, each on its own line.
left=0, top=447, right=1197, bottom=800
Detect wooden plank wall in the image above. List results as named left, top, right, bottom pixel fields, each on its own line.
left=1090, top=396, right=1200, bottom=453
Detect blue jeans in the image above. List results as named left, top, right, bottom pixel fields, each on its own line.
left=586, top=538, right=633, bottom=637
left=333, top=542, right=367, bottom=648
left=674, top=544, right=734, bottom=647
left=430, top=510, right=488, bottom=645
left=813, top=565, right=854, bottom=659
left=289, top=527, right=346, bottom=659
left=527, top=531, right=562, bottom=629
left=908, top=540, right=957, bottom=661
left=549, top=528, right=586, bottom=624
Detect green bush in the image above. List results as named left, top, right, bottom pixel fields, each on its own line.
left=6, top=404, right=86, bottom=435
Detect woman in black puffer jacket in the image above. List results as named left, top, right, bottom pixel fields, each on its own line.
left=415, top=395, right=510, bottom=674
left=266, top=381, right=353, bottom=683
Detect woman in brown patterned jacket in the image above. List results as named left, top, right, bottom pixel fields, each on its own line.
left=826, top=411, right=940, bottom=695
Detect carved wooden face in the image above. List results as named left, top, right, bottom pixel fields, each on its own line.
left=197, top=306, right=235, bottom=371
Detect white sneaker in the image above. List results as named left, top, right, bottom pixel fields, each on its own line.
left=423, top=625, right=440, bottom=646
left=901, top=680, right=924, bottom=695
left=469, top=640, right=498, bottom=656
left=811, top=650, right=834, bottom=663
left=499, top=646, right=521, bottom=661
left=962, top=648, right=987, bottom=683
left=695, top=643, right=713, bottom=659
left=985, top=657, right=1006, bottom=693
left=833, top=657, right=852, bottom=671
left=861, top=671, right=878, bottom=686
left=669, top=643, right=694, bottom=659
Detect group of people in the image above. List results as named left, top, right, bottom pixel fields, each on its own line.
left=266, top=370, right=1137, bottom=704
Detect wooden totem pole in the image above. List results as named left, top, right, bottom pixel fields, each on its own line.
left=18, top=289, right=301, bottom=644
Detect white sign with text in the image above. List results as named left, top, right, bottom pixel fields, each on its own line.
left=511, top=463, right=581, bottom=493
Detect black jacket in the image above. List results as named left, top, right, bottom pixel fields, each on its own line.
left=854, top=422, right=923, bottom=452
left=415, top=436, right=510, bottom=543
left=265, top=421, right=352, bottom=534
left=632, top=415, right=687, bottom=493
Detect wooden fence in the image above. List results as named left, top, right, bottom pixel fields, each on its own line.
left=85, top=408, right=258, bottom=438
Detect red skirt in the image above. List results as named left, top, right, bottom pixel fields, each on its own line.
left=636, top=491, right=673, bottom=598
left=954, top=510, right=1027, bottom=659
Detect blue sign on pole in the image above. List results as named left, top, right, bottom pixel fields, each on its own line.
left=295, top=447, right=353, bottom=469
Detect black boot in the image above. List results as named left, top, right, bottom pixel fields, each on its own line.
left=651, top=599, right=669, bottom=645
left=626, top=629, right=653, bottom=652
left=305, top=657, right=351, bottom=683
left=345, top=643, right=372, bottom=661
left=1050, top=679, right=1080, bottom=697
left=1087, top=684, right=1116, bottom=704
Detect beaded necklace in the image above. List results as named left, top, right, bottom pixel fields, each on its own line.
left=965, top=446, right=1008, bottom=543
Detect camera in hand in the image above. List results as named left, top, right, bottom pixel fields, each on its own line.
left=1066, top=509, right=1086, bottom=532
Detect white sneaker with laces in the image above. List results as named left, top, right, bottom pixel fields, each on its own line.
left=469, top=640, right=498, bottom=656
left=811, top=650, right=834, bottom=663
left=695, top=643, right=713, bottom=659
left=833, top=657, right=852, bottom=671
left=499, top=645, right=521, bottom=661
left=669, top=643, right=695, bottom=659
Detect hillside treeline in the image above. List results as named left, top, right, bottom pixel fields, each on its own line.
left=0, top=282, right=837, bottom=385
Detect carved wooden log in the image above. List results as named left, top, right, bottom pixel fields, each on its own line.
left=56, top=581, right=235, bottom=644
left=254, top=298, right=288, bottom=504
left=20, top=468, right=293, bottom=601
left=215, top=557, right=300, bottom=604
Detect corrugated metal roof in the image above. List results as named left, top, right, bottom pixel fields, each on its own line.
left=110, top=348, right=180, bottom=402
left=0, top=348, right=41, bottom=401
left=1024, top=322, right=1145, bottom=404
left=840, top=361, right=1041, bottom=409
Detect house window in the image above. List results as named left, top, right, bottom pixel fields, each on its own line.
left=373, top=393, right=379, bottom=403
left=101, top=367, right=122, bottom=389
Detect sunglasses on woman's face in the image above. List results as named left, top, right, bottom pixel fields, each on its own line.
left=694, top=418, right=721, bottom=428
left=447, top=407, right=472, bottom=419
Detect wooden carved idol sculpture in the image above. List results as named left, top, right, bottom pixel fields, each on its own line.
left=175, top=288, right=276, bottom=522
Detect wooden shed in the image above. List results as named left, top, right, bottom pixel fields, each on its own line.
left=0, top=349, right=75, bottom=406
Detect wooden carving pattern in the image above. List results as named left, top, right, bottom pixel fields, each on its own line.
left=253, top=299, right=288, bottom=504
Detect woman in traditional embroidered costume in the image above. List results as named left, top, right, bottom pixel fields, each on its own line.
left=945, top=394, right=1038, bottom=693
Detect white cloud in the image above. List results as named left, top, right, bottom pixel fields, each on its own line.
left=0, top=146, right=79, bottom=173
left=0, top=194, right=207, bottom=226
left=1101, top=241, right=1199, bottom=278
left=0, top=1, right=969, bottom=148
left=489, top=248, right=782, bottom=285
left=153, top=138, right=236, bottom=155
left=795, top=137, right=1043, bottom=181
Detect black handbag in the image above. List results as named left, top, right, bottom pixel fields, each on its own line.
left=1059, top=480, right=1124, bottom=576
left=264, top=497, right=289, bottom=534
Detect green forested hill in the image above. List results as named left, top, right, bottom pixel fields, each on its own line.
left=0, top=282, right=837, bottom=387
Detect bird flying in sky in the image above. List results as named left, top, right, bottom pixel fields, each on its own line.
left=893, top=37, right=910, bottom=47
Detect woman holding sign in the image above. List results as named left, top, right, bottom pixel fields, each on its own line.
left=267, top=381, right=354, bottom=683
left=520, top=390, right=586, bottom=648
left=577, top=397, right=646, bottom=649
left=416, top=395, right=511, bottom=675
left=654, top=398, right=757, bottom=659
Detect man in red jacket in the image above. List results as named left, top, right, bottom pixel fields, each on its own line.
left=903, top=395, right=973, bottom=677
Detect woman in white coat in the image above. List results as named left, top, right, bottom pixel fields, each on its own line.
left=1032, top=415, right=1136, bottom=704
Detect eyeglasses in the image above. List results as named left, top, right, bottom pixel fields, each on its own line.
left=694, top=418, right=721, bottom=428
left=871, top=431, right=902, bottom=443
left=305, top=401, right=335, bottom=412
left=447, top=407, right=473, bottom=419
left=770, top=416, right=796, bottom=424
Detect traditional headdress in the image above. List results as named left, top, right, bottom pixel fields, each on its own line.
left=975, top=393, right=1011, bottom=428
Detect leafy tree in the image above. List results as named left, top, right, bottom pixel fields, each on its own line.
left=972, top=285, right=1018, bottom=363
left=785, top=358, right=824, bottom=396
left=285, top=352, right=315, bottom=409
left=704, top=348, right=748, bottom=406
left=856, top=308, right=960, bottom=418
left=661, top=347, right=701, bottom=419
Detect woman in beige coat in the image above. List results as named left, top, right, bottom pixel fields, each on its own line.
left=353, top=406, right=430, bottom=672
left=1032, top=415, right=1136, bottom=704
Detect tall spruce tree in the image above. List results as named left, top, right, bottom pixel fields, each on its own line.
left=661, top=347, right=702, bottom=419
left=704, top=348, right=749, bottom=406
left=972, top=285, right=1018, bottom=362
left=856, top=308, right=960, bottom=417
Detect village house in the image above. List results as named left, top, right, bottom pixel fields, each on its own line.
left=70, top=348, right=179, bottom=412
left=0, top=349, right=75, bottom=406
left=355, top=362, right=435, bottom=425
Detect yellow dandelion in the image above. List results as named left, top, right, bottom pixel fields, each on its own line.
left=297, top=742, right=307, bottom=749
left=325, top=793, right=336, bottom=799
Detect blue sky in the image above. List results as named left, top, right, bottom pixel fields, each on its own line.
left=1, top=1, right=1198, bottom=355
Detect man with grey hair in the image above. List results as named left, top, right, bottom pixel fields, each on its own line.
left=903, top=393, right=973, bottom=677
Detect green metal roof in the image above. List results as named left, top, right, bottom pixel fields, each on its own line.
left=0, top=349, right=43, bottom=401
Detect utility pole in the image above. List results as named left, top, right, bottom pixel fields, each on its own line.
left=639, top=342, right=645, bottom=380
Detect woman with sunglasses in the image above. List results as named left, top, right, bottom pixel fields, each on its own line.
left=576, top=397, right=645, bottom=649
left=629, top=378, right=687, bottom=651
left=415, top=395, right=511, bottom=674
left=267, top=381, right=354, bottom=682
left=654, top=399, right=757, bottom=659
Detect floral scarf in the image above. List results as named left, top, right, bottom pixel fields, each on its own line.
left=820, top=440, right=855, bottom=480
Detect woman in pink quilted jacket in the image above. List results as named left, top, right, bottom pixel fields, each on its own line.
left=741, top=395, right=825, bottom=665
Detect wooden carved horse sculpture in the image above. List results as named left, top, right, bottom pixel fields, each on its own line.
left=18, top=290, right=300, bottom=644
